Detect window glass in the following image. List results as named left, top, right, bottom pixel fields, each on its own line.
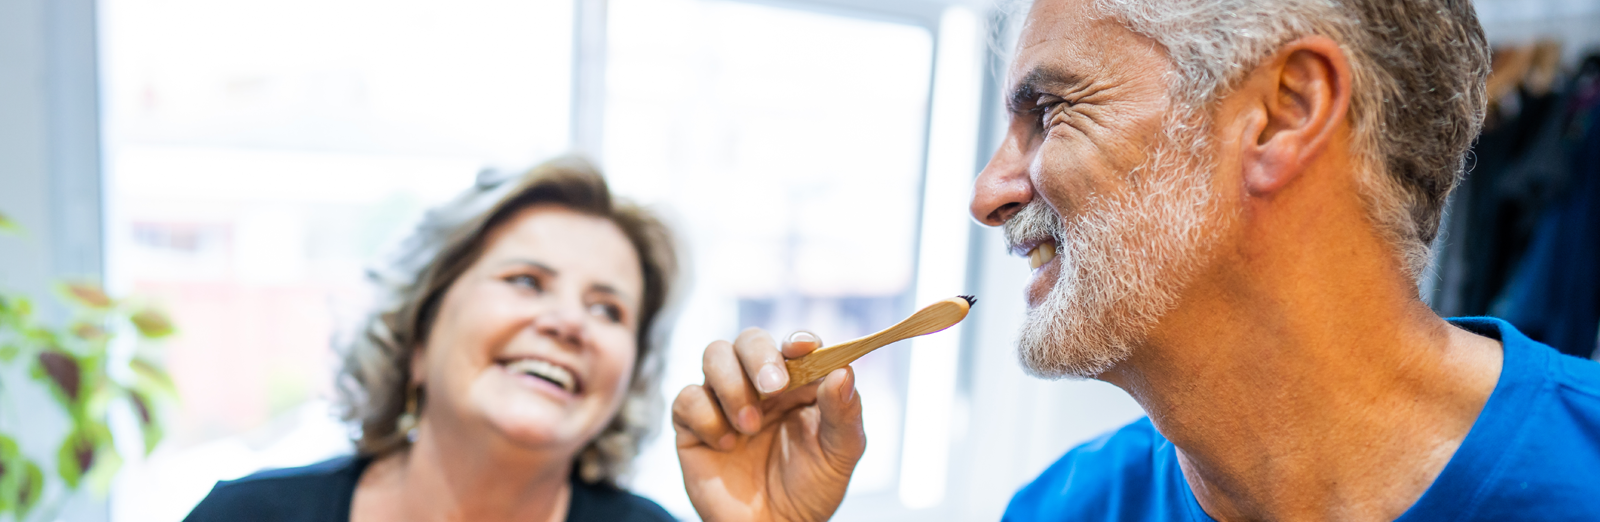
left=100, top=0, right=573, bottom=519
left=601, top=0, right=935, bottom=516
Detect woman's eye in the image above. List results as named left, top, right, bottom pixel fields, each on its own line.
left=587, top=302, right=622, bottom=323
left=505, top=274, right=542, bottom=291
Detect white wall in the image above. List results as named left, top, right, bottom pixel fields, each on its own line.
left=0, top=0, right=102, bottom=306
left=0, top=0, right=107, bottom=518
left=1475, top=0, right=1600, bottom=62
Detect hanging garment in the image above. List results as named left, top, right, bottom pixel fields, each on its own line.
left=1434, top=88, right=1574, bottom=317
left=1494, top=71, right=1600, bottom=359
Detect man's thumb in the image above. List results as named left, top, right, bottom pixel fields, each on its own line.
left=816, top=367, right=866, bottom=467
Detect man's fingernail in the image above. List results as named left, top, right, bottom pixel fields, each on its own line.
left=738, top=405, right=760, bottom=433
left=788, top=331, right=817, bottom=345
left=718, top=433, right=736, bottom=450
left=756, top=364, right=787, bottom=394
left=841, top=372, right=855, bottom=403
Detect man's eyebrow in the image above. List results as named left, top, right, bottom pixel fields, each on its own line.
left=1006, top=66, right=1086, bottom=114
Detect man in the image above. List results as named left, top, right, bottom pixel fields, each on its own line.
left=672, top=0, right=1600, bottom=520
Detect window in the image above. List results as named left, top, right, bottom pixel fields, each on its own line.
left=96, top=1, right=1081, bottom=520
left=600, top=0, right=990, bottom=518
left=101, top=0, right=574, bottom=519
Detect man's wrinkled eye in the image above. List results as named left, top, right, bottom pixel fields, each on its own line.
left=506, top=274, right=542, bottom=292
left=1036, top=96, right=1067, bottom=130
left=588, top=302, right=622, bottom=323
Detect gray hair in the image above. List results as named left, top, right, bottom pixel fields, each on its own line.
left=335, top=156, right=679, bottom=487
left=1017, top=0, right=1489, bottom=281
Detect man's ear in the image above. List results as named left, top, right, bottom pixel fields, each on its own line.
left=1237, top=35, right=1352, bottom=196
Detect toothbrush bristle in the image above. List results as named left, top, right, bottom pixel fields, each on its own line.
left=957, top=295, right=976, bottom=306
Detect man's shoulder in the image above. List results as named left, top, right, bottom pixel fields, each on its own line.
left=1420, top=318, right=1600, bottom=520
left=184, top=456, right=363, bottom=522
left=1550, top=348, right=1600, bottom=399
left=1003, top=418, right=1185, bottom=522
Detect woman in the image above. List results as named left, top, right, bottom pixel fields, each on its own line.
left=186, top=157, right=679, bottom=522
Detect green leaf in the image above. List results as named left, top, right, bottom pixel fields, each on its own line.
left=14, top=460, right=42, bottom=520
left=55, top=427, right=96, bottom=489
left=58, top=281, right=114, bottom=310
left=0, top=470, right=10, bottom=517
left=128, top=306, right=175, bottom=339
left=24, top=326, right=58, bottom=349
left=68, top=321, right=110, bottom=342
left=83, top=371, right=118, bottom=420
left=33, top=349, right=83, bottom=406
left=128, top=391, right=165, bottom=454
left=130, top=357, right=178, bottom=395
left=0, top=435, right=19, bottom=515
left=0, top=434, right=18, bottom=462
left=141, top=419, right=165, bottom=456
left=0, top=294, right=34, bottom=321
left=0, top=344, right=18, bottom=363
left=83, top=445, right=122, bottom=496
left=0, top=211, right=20, bottom=235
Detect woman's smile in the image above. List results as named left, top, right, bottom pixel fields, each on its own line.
left=498, top=356, right=582, bottom=396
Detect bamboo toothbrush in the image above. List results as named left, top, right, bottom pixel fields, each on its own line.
left=760, top=295, right=976, bottom=399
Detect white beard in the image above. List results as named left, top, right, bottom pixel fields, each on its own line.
left=1005, top=111, right=1231, bottom=379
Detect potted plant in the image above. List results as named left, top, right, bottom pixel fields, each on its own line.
left=0, top=210, right=177, bottom=521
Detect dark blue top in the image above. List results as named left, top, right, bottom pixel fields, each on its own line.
left=1003, top=318, right=1600, bottom=521
left=184, top=455, right=675, bottom=522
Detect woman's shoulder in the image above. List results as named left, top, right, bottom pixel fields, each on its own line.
left=567, top=479, right=677, bottom=522
left=184, top=456, right=368, bottom=522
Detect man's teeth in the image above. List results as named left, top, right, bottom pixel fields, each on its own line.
left=504, top=359, right=576, bottom=393
left=1028, top=242, right=1058, bottom=270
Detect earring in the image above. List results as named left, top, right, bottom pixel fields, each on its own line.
left=396, top=385, right=420, bottom=442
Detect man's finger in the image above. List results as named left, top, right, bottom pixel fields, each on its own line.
left=672, top=384, right=736, bottom=451
left=781, top=330, right=824, bottom=359
left=735, top=327, right=789, bottom=396
left=702, top=339, right=761, bottom=434
left=814, top=367, right=866, bottom=473
left=757, top=378, right=821, bottom=430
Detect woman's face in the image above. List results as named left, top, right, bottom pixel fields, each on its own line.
left=415, top=204, right=644, bottom=457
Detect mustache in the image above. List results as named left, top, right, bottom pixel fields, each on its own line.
left=1003, top=200, right=1063, bottom=255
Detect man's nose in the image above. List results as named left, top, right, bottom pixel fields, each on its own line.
left=970, top=131, right=1035, bottom=227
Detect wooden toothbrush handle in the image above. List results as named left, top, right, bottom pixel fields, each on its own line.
left=760, top=296, right=973, bottom=399
left=782, top=336, right=893, bottom=392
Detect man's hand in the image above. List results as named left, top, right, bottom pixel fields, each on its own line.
left=673, top=329, right=865, bottom=522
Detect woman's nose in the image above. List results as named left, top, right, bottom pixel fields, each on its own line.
left=532, top=307, right=586, bottom=348
left=970, top=130, right=1035, bottom=227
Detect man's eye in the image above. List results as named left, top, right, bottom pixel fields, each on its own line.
left=587, top=302, right=622, bottom=323
left=506, top=274, right=542, bottom=291
left=1037, top=101, right=1065, bottom=129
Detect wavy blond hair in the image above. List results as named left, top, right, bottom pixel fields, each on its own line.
left=335, top=155, right=679, bottom=486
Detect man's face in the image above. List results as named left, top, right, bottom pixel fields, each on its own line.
left=974, top=0, right=1237, bottom=378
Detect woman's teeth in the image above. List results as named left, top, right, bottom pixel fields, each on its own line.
left=1028, top=242, right=1058, bottom=270
left=504, top=359, right=576, bottom=393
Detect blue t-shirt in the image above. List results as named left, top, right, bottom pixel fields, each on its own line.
left=1003, top=318, right=1600, bottom=521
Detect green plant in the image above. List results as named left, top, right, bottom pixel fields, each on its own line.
left=0, top=214, right=176, bottom=521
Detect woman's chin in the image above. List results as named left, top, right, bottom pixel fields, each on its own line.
left=493, top=420, right=567, bottom=448
left=467, top=378, right=593, bottom=450
left=478, top=404, right=589, bottom=450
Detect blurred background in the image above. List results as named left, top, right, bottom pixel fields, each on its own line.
left=0, top=0, right=1596, bottom=520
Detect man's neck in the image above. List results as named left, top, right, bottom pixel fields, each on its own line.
left=1102, top=244, right=1503, bottom=521
left=354, top=422, right=573, bottom=522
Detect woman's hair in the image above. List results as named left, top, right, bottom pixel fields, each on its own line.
left=335, top=155, right=679, bottom=486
